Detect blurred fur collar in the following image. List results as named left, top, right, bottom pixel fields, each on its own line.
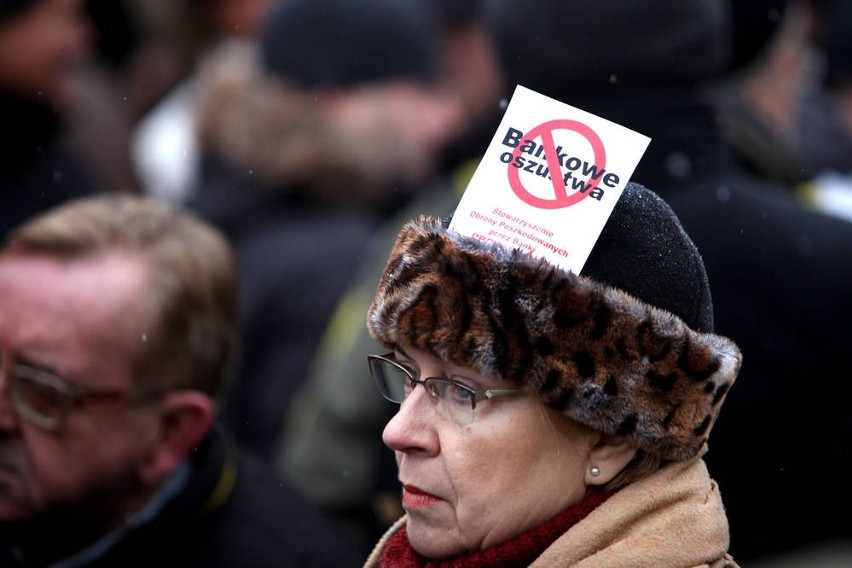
left=194, top=41, right=411, bottom=207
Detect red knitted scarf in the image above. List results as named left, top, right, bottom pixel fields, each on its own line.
left=379, top=490, right=613, bottom=567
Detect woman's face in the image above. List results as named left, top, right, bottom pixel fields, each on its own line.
left=382, top=345, right=596, bottom=559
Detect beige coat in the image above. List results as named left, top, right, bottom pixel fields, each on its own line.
left=364, top=458, right=738, bottom=568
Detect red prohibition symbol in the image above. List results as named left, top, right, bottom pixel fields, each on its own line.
left=508, top=119, right=607, bottom=209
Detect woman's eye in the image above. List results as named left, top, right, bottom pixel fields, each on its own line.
left=446, top=383, right=474, bottom=403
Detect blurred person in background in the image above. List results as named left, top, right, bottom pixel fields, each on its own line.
left=11, top=0, right=235, bottom=201
left=0, top=0, right=106, bottom=240
left=128, top=0, right=279, bottom=204
left=795, top=0, right=852, bottom=221
left=709, top=0, right=819, bottom=188
left=707, top=0, right=852, bottom=223
left=709, top=1, right=852, bottom=206
left=0, top=194, right=361, bottom=568
left=406, top=0, right=505, bottom=174
left=276, top=0, right=506, bottom=556
left=185, top=0, right=467, bottom=462
left=484, top=0, right=852, bottom=561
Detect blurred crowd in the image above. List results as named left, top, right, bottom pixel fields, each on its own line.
left=1, top=0, right=851, bottom=564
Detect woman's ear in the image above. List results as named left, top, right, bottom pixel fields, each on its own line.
left=585, top=433, right=638, bottom=486
left=139, top=391, right=215, bottom=485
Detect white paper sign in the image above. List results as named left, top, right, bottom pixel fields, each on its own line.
left=449, top=85, right=651, bottom=274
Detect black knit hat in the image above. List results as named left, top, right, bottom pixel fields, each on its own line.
left=484, top=0, right=730, bottom=99
left=258, top=0, right=441, bottom=89
left=583, top=183, right=714, bottom=334
left=367, top=182, right=741, bottom=461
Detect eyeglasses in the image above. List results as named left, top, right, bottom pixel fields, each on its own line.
left=1, top=362, right=162, bottom=431
left=367, top=353, right=524, bottom=425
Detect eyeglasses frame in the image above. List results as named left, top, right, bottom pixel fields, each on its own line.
left=367, top=352, right=524, bottom=423
left=2, top=361, right=163, bottom=431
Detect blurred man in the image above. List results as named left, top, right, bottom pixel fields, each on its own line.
left=0, top=194, right=360, bottom=567
left=276, top=0, right=506, bottom=555
left=186, top=0, right=468, bottom=460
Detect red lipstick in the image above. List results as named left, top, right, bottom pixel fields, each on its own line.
left=402, top=484, right=440, bottom=508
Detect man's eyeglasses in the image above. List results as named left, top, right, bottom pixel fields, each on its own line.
left=367, top=353, right=524, bottom=425
left=1, top=362, right=162, bottom=431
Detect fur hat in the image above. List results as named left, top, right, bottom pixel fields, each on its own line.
left=258, top=0, right=440, bottom=89
left=367, top=182, right=741, bottom=461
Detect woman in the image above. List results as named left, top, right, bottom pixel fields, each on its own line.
left=364, top=182, right=742, bottom=566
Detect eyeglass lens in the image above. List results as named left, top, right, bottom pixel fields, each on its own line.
left=369, top=355, right=479, bottom=424
left=7, top=365, right=67, bottom=430
left=372, top=357, right=412, bottom=402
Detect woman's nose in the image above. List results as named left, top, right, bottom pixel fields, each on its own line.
left=382, top=384, right=438, bottom=454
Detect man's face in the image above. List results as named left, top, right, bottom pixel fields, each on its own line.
left=326, top=81, right=466, bottom=186
left=0, top=251, right=160, bottom=524
left=0, top=0, right=91, bottom=106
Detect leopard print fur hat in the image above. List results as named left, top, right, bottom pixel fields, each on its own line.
left=367, top=182, right=741, bottom=461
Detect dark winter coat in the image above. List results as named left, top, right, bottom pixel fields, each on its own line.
left=98, top=425, right=362, bottom=567
left=0, top=424, right=362, bottom=567
left=0, top=93, right=101, bottom=240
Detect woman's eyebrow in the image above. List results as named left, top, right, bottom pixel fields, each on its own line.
left=395, top=348, right=449, bottom=375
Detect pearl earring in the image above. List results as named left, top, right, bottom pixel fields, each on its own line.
left=590, top=466, right=601, bottom=477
